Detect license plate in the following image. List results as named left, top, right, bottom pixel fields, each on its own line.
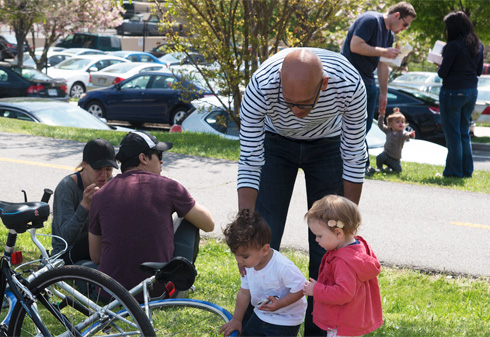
left=48, top=89, right=57, bottom=96
left=98, top=78, right=106, bottom=84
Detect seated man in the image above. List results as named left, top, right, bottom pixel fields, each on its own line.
left=88, top=131, right=214, bottom=299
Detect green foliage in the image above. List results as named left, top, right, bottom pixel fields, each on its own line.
left=155, top=0, right=365, bottom=130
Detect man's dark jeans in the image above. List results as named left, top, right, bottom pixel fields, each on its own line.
left=255, top=132, right=344, bottom=336
left=365, top=82, right=379, bottom=168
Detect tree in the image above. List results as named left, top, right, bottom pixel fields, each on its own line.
left=0, top=0, right=45, bottom=66
left=0, top=0, right=123, bottom=68
left=155, top=0, right=362, bottom=129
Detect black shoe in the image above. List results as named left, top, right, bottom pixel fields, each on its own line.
left=365, top=166, right=376, bottom=176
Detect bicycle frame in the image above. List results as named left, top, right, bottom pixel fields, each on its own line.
left=0, top=231, right=73, bottom=336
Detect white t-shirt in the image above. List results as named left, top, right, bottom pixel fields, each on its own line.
left=241, top=249, right=307, bottom=326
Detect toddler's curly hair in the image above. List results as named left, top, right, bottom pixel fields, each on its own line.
left=223, top=209, right=271, bottom=254
left=305, top=195, right=362, bottom=235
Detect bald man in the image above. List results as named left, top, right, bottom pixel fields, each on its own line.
left=238, top=48, right=367, bottom=336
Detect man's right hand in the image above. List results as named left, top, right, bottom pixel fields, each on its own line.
left=383, top=47, right=401, bottom=59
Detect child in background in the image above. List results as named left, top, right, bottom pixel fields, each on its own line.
left=220, top=209, right=307, bottom=337
left=303, top=195, right=383, bottom=337
left=376, top=107, right=415, bottom=173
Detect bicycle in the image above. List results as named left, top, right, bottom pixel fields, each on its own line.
left=0, top=190, right=155, bottom=336
left=1, top=190, right=237, bottom=336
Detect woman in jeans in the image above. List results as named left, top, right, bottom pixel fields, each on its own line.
left=438, top=11, right=483, bottom=178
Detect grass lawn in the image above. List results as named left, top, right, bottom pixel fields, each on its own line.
left=1, top=119, right=490, bottom=335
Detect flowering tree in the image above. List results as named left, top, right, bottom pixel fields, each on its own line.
left=156, top=0, right=363, bottom=129
left=0, top=0, right=123, bottom=68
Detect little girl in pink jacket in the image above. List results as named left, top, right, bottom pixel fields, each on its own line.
left=303, top=195, right=383, bottom=336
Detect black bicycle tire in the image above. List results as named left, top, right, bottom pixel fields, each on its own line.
left=8, top=265, right=155, bottom=336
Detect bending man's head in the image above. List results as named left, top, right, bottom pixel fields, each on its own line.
left=279, top=49, right=328, bottom=118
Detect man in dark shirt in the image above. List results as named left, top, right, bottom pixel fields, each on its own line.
left=341, top=1, right=416, bottom=175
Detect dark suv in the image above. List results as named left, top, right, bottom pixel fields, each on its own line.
left=56, top=33, right=121, bottom=52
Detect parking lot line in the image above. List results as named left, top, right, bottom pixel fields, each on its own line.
left=451, top=221, right=490, bottom=230
left=0, top=157, right=74, bottom=171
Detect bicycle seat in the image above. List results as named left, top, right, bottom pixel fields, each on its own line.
left=0, top=201, right=49, bottom=233
left=140, top=256, right=196, bottom=291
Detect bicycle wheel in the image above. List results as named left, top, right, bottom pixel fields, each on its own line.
left=145, top=298, right=236, bottom=337
left=8, top=265, right=155, bottom=336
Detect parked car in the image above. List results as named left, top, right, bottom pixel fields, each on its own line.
left=158, top=52, right=207, bottom=67
left=0, top=97, right=130, bottom=131
left=0, top=36, right=15, bottom=61
left=391, top=71, right=442, bottom=91
left=0, top=62, right=68, bottom=100
left=0, top=35, right=28, bottom=60
left=56, top=33, right=122, bottom=52
left=107, top=51, right=164, bottom=63
left=46, top=55, right=129, bottom=97
left=87, top=62, right=168, bottom=91
left=78, top=71, right=213, bottom=126
left=181, top=95, right=448, bottom=165
left=116, top=13, right=164, bottom=36
left=21, top=51, right=73, bottom=69
left=476, top=88, right=490, bottom=123
left=182, top=96, right=239, bottom=140
left=375, top=84, right=445, bottom=144
left=61, top=48, right=107, bottom=56
left=482, top=63, right=490, bottom=75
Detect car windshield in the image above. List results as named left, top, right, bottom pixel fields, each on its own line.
left=33, top=105, right=110, bottom=129
left=10, top=66, right=52, bottom=81
left=55, top=58, right=93, bottom=70
left=399, top=88, right=438, bottom=103
left=159, top=53, right=182, bottom=63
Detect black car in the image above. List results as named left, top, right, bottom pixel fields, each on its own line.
left=78, top=71, right=213, bottom=126
left=0, top=62, right=68, bottom=100
left=375, top=84, right=444, bottom=144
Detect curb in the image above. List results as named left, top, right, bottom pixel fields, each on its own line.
left=472, top=142, right=490, bottom=151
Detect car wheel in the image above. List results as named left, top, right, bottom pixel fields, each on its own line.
left=405, top=122, right=421, bottom=139
left=170, top=107, right=188, bottom=125
left=87, top=101, right=106, bottom=118
left=70, top=82, right=85, bottom=98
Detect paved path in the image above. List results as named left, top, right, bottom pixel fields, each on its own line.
left=1, top=132, right=489, bottom=278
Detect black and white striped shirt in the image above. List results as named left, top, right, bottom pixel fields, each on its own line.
left=238, top=48, right=367, bottom=191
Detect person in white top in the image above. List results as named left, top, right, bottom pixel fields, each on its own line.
left=220, top=210, right=307, bottom=337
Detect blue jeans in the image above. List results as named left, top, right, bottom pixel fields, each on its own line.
left=439, top=88, right=476, bottom=177
left=365, top=82, right=378, bottom=168
left=242, top=312, right=301, bottom=337
left=255, top=132, right=343, bottom=336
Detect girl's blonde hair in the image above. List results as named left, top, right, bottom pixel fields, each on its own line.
left=304, top=195, right=362, bottom=235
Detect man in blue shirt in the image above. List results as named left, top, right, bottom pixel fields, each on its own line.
left=341, top=2, right=416, bottom=175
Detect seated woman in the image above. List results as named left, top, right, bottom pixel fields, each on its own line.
left=51, top=138, right=118, bottom=265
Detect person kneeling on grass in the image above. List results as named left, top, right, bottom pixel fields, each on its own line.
left=219, top=209, right=307, bottom=337
left=376, top=107, right=415, bottom=173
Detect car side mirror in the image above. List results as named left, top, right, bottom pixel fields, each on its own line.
left=88, top=66, right=98, bottom=73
